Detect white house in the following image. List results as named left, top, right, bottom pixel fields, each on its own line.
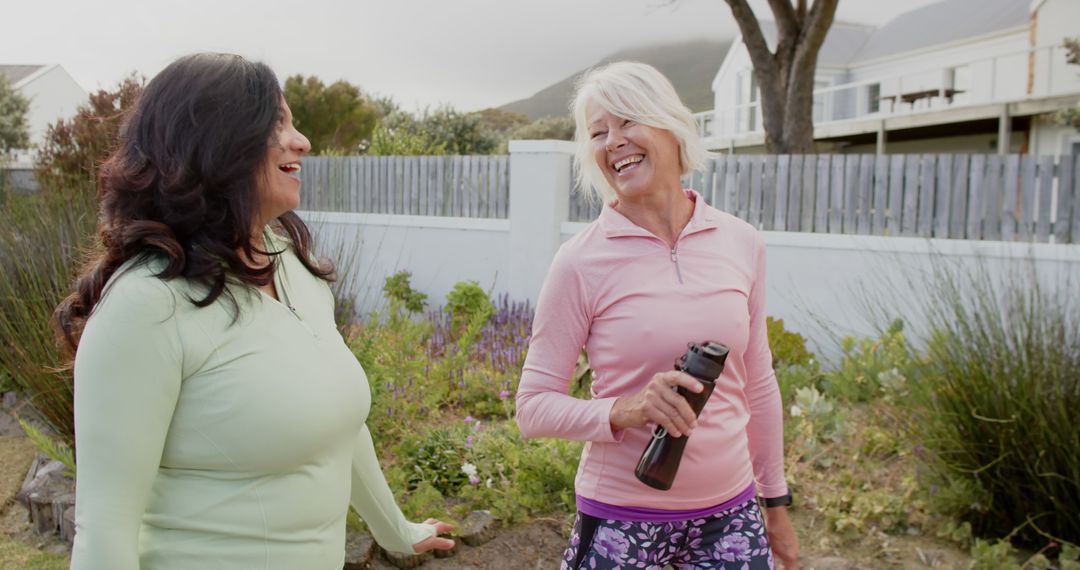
left=0, top=64, right=86, bottom=167
left=701, top=0, right=1080, bottom=156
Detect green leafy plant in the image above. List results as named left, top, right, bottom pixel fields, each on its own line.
left=767, top=316, right=813, bottom=368
left=787, top=385, right=847, bottom=468
left=445, top=281, right=493, bottom=332
left=18, top=419, right=75, bottom=478
left=823, top=320, right=916, bottom=403
left=968, top=538, right=1019, bottom=570
left=382, top=271, right=428, bottom=314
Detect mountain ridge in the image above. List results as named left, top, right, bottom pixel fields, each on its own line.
left=499, top=38, right=732, bottom=119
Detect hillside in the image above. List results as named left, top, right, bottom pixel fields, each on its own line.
left=499, top=38, right=732, bottom=119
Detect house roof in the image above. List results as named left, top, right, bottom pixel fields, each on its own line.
left=0, top=65, right=47, bottom=86
left=743, top=0, right=1029, bottom=70
left=849, top=0, right=1029, bottom=64
left=759, top=21, right=876, bottom=68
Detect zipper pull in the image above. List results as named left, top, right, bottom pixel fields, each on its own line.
left=670, top=247, right=678, bottom=262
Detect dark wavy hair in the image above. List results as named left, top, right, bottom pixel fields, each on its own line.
left=55, top=53, right=333, bottom=354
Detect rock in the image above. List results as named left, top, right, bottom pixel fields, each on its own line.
left=916, top=547, right=948, bottom=567
left=380, top=548, right=431, bottom=569
left=60, top=506, right=76, bottom=544
left=50, top=492, right=75, bottom=536
left=343, top=529, right=376, bottom=569
left=17, top=458, right=75, bottom=537
left=2, top=391, right=17, bottom=410
left=432, top=534, right=458, bottom=558
left=460, top=510, right=498, bottom=547
left=0, top=406, right=24, bottom=437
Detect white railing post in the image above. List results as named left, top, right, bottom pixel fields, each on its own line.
left=507, top=140, right=574, bottom=303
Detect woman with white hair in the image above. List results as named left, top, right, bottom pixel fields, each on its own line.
left=515, top=61, right=799, bottom=569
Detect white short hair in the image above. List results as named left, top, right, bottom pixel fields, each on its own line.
left=570, top=61, right=708, bottom=204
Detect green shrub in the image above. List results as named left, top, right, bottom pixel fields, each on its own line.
left=904, top=259, right=1079, bottom=546
left=786, top=385, right=848, bottom=469
left=445, top=281, right=493, bottom=332
left=382, top=271, right=427, bottom=314
left=394, top=424, right=472, bottom=495
left=385, top=419, right=580, bottom=525
left=767, top=316, right=813, bottom=368
left=775, top=361, right=823, bottom=413
left=823, top=320, right=917, bottom=403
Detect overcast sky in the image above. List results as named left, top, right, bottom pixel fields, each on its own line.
left=3, top=0, right=940, bottom=112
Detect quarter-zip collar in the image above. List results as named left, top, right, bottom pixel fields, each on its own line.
left=598, top=189, right=719, bottom=241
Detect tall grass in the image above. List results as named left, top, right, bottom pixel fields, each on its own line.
left=903, top=256, right=1079, bottom=546
left=0, top=190, right=97, bottom=446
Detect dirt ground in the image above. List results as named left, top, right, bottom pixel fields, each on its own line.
left=0, top=402, right=973, bottom=570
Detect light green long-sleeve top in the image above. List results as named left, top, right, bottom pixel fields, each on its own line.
left=71, top=233, right=433, bottom=569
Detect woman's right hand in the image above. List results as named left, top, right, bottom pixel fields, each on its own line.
left=609, top=371, right=703, bottom=437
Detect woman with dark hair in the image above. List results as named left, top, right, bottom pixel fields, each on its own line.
left=57, top=53, right=453, bottom=569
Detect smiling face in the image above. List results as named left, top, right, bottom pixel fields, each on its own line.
left=257, top=98, right=311, bottom=225
left=586, top=103, right=683, bottom=201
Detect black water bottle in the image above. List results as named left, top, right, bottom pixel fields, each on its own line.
left=634, top=341, right=730, bottom=491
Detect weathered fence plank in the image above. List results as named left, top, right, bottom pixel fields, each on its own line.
left=949, top=155, right=969, bottom=239
left=871, top=155, right=889, bottom=235
left=902, top=155, right=920, bottom=236
left=815, top=155, right=830, bottom=232
left=917, top=154, right=935, bottom=238
left=1056, top=154, right=1075, bottom=243
left=774, top=155, right=790, bottom=231
left=829, top=155, right=845, bottom=234
left=761, top=155, right=777, bottom=230
left=1036, top=155, right=1054, bottom=242
left=855, top=154, right=873, bottom=235
left=887, top=154, right=905, bottom=236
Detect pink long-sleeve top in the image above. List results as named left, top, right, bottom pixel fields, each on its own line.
left=515, top=190, right=788, bottom=511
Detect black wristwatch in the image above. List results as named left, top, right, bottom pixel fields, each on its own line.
left=762, top=493, right=793, bottom=508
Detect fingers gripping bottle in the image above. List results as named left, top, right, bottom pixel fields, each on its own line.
left=634, top=341, right=730, bottom=491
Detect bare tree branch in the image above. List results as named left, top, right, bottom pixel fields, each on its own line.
left=724, top=0, right=777, bottom=78
left=799, top=0, right=838, bottom=57
left=768, top=0, right=799, bottom=43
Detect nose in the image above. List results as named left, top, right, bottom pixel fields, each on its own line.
left=290, top=128, right=311, bottom=155
left=604, top=126, right=626, bottom=152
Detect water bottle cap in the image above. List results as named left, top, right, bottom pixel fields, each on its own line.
left=680, top=341, right=730, bottom=381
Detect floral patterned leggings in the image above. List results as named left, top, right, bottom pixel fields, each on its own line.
left=560, top=498, right=774, bottom=570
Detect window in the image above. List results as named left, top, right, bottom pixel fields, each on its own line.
left=812, top=81, right=828, bottom=123
left=868, top=83, right=881, bottom=113
left=749, top=73, right=758, bottom=131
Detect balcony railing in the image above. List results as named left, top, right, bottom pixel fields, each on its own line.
left=696, top=44, right=1080, bottom=142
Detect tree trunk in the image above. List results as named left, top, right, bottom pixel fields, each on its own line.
left=724, top=0, right=839, bottom=153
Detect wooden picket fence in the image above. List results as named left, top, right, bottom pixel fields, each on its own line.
left=299, top=155, right=510, bottom=218
left=571, top=154, right=1080, bottom=244
left=300, top=154, right=1079, bottom=244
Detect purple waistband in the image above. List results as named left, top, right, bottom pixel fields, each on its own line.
left=576, top=483, right=757, bottom=523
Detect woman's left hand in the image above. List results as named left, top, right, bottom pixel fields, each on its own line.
left=765, top=507, right=800, bottom=569
left=412, top=518, right=456, bottom=554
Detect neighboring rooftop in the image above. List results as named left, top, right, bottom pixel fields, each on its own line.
left=746, top=0, right=1029, bottom=69
left=0, top=65, right=47, bottom=86
left=758, top=21, right=875, bottom=68
left=849, top=0, right=1029, bottom=63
